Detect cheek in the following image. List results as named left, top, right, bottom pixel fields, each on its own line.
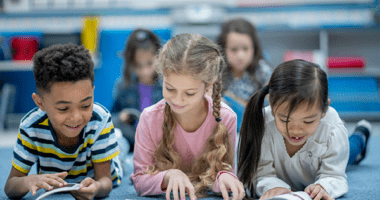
left=275, top=119, right=287, bottom=134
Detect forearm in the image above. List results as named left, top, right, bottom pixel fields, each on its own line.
left=132, top=171, right=168, bottom=196
left=5, top=176, right=29, bottom=198
left=94, top=176, right=113, bottom=198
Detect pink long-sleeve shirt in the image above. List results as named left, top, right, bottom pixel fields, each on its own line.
left=132, top=95, right=238, bottom=196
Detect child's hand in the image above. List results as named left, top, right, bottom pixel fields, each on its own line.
left=25, top=172, right=68, bottom=195
left=70, top=177, right=99, bottom=200
left=218, top=173, right=245, bottom=200
left=162, top=169, right=197, bottom=200
left=305, top=184, right=334, bottom=200
left=119, top=109, right=131, bottom=124
left=259, top=187, right=291, bottom=200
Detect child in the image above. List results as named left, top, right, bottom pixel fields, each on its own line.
left=238, top=59, right=371, bottom=200
left=216, top=18, right=273, bottom=131
left=111, top=28, right=163, bottom=151
left=132, top=33, right=245, bottom=200
left=4, top=44, right=125, bottom=199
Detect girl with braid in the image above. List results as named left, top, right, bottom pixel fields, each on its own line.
left=131, top=33, right=245, bottom=200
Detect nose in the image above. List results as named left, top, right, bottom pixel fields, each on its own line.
left=171, top=92, right=184, bottom=105
left=288, top=123, right=303, bottom=136
left=237, top=49, right=245, bottom=59
left=70, top=109, right=81, bottom=122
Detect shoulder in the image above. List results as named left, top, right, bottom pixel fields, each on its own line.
left=91, top=103, right=112, bottom=124
left=311, top=106, right=348, bottom=145
left=206, top=95, right=237, bottom=121
left=262, top=106, right=278, bottom=142
left=20, top=107, right=47, bottom=129
left=139, top=99, right=166, bottom=124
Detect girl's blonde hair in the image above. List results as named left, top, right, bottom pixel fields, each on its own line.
left=148, top=33, right=234, bottom=196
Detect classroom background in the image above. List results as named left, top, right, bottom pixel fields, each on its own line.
left=0, top=0, right=379, bottom=199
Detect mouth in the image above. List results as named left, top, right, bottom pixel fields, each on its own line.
left=171, top=103, right=186, bottom=110
left=65, top=124, right=81, bottom=129
left=289, top=136, right=305, bottom=143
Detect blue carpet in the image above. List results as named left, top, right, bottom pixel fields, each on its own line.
left=0, top=136, right=379, bottom=200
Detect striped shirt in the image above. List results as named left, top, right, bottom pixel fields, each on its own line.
left=12, top=103, right=122, bottom=186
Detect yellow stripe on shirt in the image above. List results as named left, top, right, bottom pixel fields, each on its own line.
left=93, top=150, right=119, bottom=163
left=12, top=159, right=30, bottom=174
left=100, top=124, right=114, bottom=135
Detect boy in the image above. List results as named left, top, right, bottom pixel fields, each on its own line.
left=4, top=44, right=123, bottom=199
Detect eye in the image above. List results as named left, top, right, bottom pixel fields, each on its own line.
left=82, top=104, right=91, bottom=109
left=230, top=48, right=238, bottom=52
left=186, top=93, right=195, bottom=96
left=280, top=119, right=289, bottom=123
left=304, top=121, right=314, bottom=124
left=166, top=87, right=174, bottom=92
left=57, top=108, right=68, bottom=111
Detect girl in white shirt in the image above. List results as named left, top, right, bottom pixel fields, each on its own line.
left=237, top=59, right=371, bottom=200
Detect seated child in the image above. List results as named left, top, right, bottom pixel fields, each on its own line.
left=4, top=44, right=126, bottom=200
left=111, top=28, right=163, bottom=151
left=238, top=59, right=371, bottom=200
left=216, top=18, right=273, bottom=131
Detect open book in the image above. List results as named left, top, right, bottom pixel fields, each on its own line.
left=36, top=183, right=80, bottom=200
left=266, top=191, right=312, bottom=200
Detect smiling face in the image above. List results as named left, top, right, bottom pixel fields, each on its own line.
left=272, top=101, right=326, bottom=149
left=225, top=32, right=254, bottom=78
left=33, top=79, right=94, bottom=140
left=163, top=72, right=209, bottom=116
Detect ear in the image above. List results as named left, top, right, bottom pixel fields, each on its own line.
left=321, top=99, right=331, bottom=118
left=32, top=93, right=46, bottom=111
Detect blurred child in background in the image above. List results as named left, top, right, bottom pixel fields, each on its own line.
left=216, top=18, right=273, bottom=131
left=111, top=29, right=163, bottom=151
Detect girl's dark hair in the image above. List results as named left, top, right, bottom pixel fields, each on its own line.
left=123, top=28, right=161, bottom=84
left=237, top=59, right=328, bottom=198
left=33, top=43, right=94, bottom=95
left=216, top=18, right=264, bottom=92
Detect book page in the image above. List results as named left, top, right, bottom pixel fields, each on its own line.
left=266, top=191, right=312, bottom=200
left=36, top=183, right=80, bottom=200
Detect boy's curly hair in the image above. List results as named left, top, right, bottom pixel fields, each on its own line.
left=33, top=43, right=94, bottom=94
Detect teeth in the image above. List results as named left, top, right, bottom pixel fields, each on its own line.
left=67, top=125, right=78, bottom=128
left=296, top=137, right=299, bottom=139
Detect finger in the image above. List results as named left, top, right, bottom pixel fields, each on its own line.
left=29, top=185, right=41, bottom=196
left=166, top=181, right=173, bottom=200
left=172, top=181, right=179, bottom=200
left=79, top=177, right=93, bottom=188
left=310, top=187, right=320, bottom=199
left=186, top=185, right=197, bottom=200
left=179, top=181, right=186, bottom=200
left=305, top=186, right=311, bottom=195
left=314, top=192, right=323, bottom=200
left=55, top=171, right=68, bottom=178
left=238, top=182, right=245, bottom=200
left=45, top=178, right=66, bottom=188
left=219, top=182, right=230, bottom=200
left=38, top=181, right=53, bottom=191
left=229, top=184, right=239, bottom=200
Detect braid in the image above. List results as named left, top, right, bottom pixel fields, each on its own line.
left=146, top=104, right=182, bottom=174
left=190, top=70, right=234, bottom=197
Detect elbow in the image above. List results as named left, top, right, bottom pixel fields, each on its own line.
left=4, top=184, right=27, bottom=199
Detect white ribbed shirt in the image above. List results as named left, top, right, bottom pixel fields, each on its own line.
left=255, top=106, right=349, bottom=199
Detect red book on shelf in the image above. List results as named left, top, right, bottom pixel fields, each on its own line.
left=11, top=36, right=39, bottom=61
left=326, top=57, right=366, bottom=69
